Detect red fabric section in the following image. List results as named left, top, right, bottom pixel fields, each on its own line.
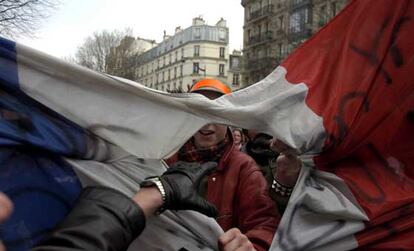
left=281, top=0, right=414, bottom=249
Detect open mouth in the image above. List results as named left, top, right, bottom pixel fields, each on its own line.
left=199, top=129, right=214, bottom=136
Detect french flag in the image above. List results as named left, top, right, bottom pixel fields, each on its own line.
left=0, top=0, right=413, bottom=250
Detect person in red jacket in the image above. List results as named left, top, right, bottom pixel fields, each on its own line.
left=167, top=79, right=280, bottom=251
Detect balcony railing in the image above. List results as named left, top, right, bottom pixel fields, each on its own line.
left=291, top=0, right=312, bottom=9
left=247, top=31, right=273, bottom=46
left=288, top=28, right=312, bottom=42
left=245, top=57, right=278, bottom=71
left=247, top=4, right=274, bottom=21
left=274, top=29, right=287, bottom=39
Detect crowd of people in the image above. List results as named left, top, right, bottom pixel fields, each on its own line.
left=0, top=78, right=302, bottom=251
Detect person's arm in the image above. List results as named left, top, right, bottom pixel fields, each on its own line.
left=268, top=138, right=302, bottom=213
left=32, top=162, right=218, bottom=251
left=235, top=160, right=281, bottom=251
left=31, top=186, right=149, bottom=251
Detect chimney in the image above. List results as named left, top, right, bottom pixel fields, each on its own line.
left=163, top=30, right=170, bottom=40
left=216, top=18, right=227, bottom=27
left=175, top=26, right=182, bottom=34
left=192, top=16, right=205, bottom=26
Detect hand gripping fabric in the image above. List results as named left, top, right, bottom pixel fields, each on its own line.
left=142, top=161, right=218, bottom=218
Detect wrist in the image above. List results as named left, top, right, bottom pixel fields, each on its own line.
left=133, top=187, right=163, bottom=218
left=140, top=177, right=167, bottom=214
left=271, top=178, right=294, bottom=197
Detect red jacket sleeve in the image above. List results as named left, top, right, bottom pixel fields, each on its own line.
left=235, top=159, right=280, bottom=251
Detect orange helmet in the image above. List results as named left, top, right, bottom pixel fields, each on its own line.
left=190, top=79, right=232, bottom=95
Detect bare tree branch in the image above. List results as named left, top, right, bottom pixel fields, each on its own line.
left=74, top=28, right=133, bottom=73
left=0, top=0, right=59, bottom=38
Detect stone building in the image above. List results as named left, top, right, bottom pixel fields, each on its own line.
left=241, top=0, right=348, bottom=86
left=133, top=17, right=230, bottom=92
left=228, top=50, right=243, bottom=90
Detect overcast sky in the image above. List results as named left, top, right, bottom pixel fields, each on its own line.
left=17, top=0, right=245, bottom=58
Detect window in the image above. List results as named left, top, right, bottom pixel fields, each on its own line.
left=168, top=69, right=171, bottom=80
left=193, top=62, right=199, bottom=74
left=219, top=29, right=226, bottom=41
left=180, top=65, right=183, bottom=76
left=232, top=73, right=240, bottom=86
left=278, top=16, right=284, bottom=30
left=219, top=47, right=225, bottom=58
left=175, top=51, right=178, bottom=62
left=194, top=28, right=201, bottom=39
left=289, top=7, right=310, bottom=33
left=169, top=54, right=172, bottom=64
left=174, top=67, right=177, bottom=79
left=319, top=5, right=327, bottom=26
left=181, top=48, right=184, bottom=59
left=230, top=57, right=240, bottom=68
left=278, top=43, right=283, bottom=57
left=194, top=45, right=200, bottom=57
left=331, top=2, right=337, bottom=16
left=162, top=72, right=164, bottom=82
left=219, top=64, right=225, bottom=76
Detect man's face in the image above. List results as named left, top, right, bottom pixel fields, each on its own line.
left=194, top=123, right=228, bottom=149
left=191, top=89, right=228, bottom=149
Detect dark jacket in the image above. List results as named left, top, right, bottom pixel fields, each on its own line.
left=32, top=187, right=144, bottom=251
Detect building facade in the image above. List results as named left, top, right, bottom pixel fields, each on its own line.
left=228, top=50, right=243, bottom=90
left=133, top=17, right=230, bottom=92
left=241, top=0, right=348, bottom=86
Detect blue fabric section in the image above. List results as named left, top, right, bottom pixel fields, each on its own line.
left=0, top=37, right=88, bottom=250
left=0, top=37, right=19, bottom=90
left=0, top=149, right=81, bottom=251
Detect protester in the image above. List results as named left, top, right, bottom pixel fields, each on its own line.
left=167, top=79, right=280, bottom=251
left=0, top=162, right=215, bottom=251
left=243, top=130, right=276, bottom=178
left=242, top=131, right=302, bottom=214
left=232, top=128, right=245, bottom=151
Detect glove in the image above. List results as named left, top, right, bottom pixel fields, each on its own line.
left=141, top=161, right=218, bottom=218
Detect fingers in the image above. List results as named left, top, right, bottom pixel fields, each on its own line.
left=219, top=228, right=255, bottom=251
left=274, top=154, right=302, bottom=187
left=0, top=192, right=13, bottom=224
left=269, top=138, right=296, bottom=155
left=192, top=197, right=218, bottom=218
